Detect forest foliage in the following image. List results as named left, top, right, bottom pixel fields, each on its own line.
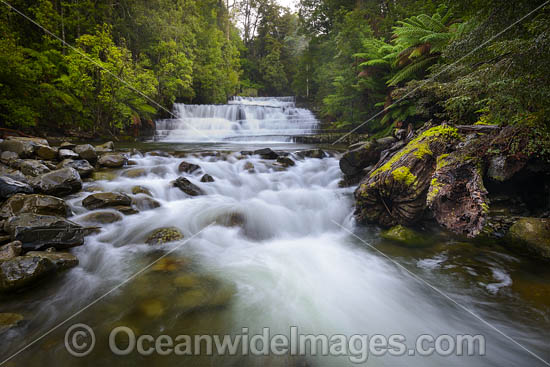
left=0, top=0, right=549, bottom=140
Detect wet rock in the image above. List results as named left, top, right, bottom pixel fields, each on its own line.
left=0, top=255, right=56, bottom=292
left=25, top=251, right=79, bottom=271
left=0, top=241, right=22, bottom=261
left=132, top=196, right=161, bottom=211
left=276, top=156, right=295, bottom=167
left=339, top=141, right=387, bottom=176
left=17, top=159, right=50, bottom=177
left=120, top=168, right=147, bottom=178
left=150, top=166, right=169, bottom=177
left=200, top=174, right=214, bottom=183
left=172, top=177, right=204, bottom=196
left=35, top=145, right=58, bottom=160
left=127, top=160, right=138, bottom=166
left=215, top=212, right=246, bottom=228
left=31, top=167, right=82, bottom=196
left=82, top=192, right=132, bottom=210
left=131, top=186, right=152, bottom=196
left=487, top=155, right=527, bottom=182
left=59, top=142, right=76, bottom=150
left=98, top=153, right=126, bottom=168
left=381, top=225, right=425, bottom=245
left=0, top=151, right=18, bottom=163
left=56, top=159, right=94, bottom=178
left=297, top=149, right=326, bottom=159
left=113, top=206, right=139, bottom=215
left=145, top=227, right=184, bottom=245
left=253, top=148, right=279, bottom=159
left=0, top=176, right=33, bottom=199
left=74, top=144, right=97, bottom=162
left=79, top=211, right=123, bottom=224
left=58, top=149, right=79, bottom=160
left=146, top=151, right=171, bottom=157
left=178, top=161, right=201, bottom=173
left=0, top=194, right=68, bottom=219
left=505, top=218, right=550, bottom=259
left=0, top=313, right=24, bottom=332
left=243, top=162, right=255, bottom=173
left=4, top=214, right=85, bottom=251
left=95, top=141, right=114, bottom=152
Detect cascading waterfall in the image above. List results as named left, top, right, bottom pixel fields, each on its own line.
left=155, top=97, right=319, bottom=143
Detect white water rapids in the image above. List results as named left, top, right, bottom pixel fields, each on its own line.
left=155, top=97, right=318, bottom=142
left=1, top=98, right=548, bottom=366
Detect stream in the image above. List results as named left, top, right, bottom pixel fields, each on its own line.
left=1, top=97, right=549, bottom=366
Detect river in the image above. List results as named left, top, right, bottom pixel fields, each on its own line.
left=1, top=97, right=549, bottom=366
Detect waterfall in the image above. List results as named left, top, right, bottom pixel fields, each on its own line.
left=155, top=97, right=319, bottom=142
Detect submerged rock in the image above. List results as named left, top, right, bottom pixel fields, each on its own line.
left=121, top=168, right=147, bottom=178
left=4, top=214, right=85, bottom=251
left=0, top=313, right=24, bottom=332
left=79, top=211, right=123, bottom=224
left=505, top=218, right=550, bottom=259
left=82, top=192, right=132, bottom=210
left=381, top=225, right=426, bottom=245
left=0, top=193, right=68, bottom=219
left=200, top=174, right=214, bottom=183
left=0, top=176, right=33, bottom=199
left=178, top=161, right=201, bottom=173
left=0, top=241, right=22, bottom=261
left=31, top=167, right=82, bottom=196
left=132, top=196, right=161, bottom=211
left=91, top=170, right=118, bottom=181
left=56, top=159, right=94, bottom=178
left=0, top=255, right=56, bottom=292
left=98, top=153, right=126, bottom=168
left=172, top=177, right=204, bottom=196
left=145, top=227, right=184, bottom=245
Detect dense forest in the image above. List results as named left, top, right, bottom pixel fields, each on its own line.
left=1, top=0, right=549, bottom=146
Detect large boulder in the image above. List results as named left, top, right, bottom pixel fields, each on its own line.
left=145, top=227, right=184, bottom=245
left=0, top=194, right=68, bottom=219
left=0, top=241, right=22, bottom=261
left=31, top=167, right=82, bottom=196
left=505, top=218, right=550, bottom=259
left=0, top=137, right=48, bottom=158
left=56, top=159, right=94, bottom=178
left=0, top=176, right=33, bottom=199
left=355, top=125, right=460, bottom=227
left=4, top=214, right=85, bottom=251
left=172, top=177, right=204, bottom=196
left=0, top=255, right=57, bottom=292
left=98, top=153, right=126, bottom=168
left=74, top=144, right=97, bottom=162
left=82, top=192, right=132, bottom=210
left=25, top=251, right=79, bottom=271
left=16, top=159, right=50, bottom=177
left=178, top=161, right=201, bottom=173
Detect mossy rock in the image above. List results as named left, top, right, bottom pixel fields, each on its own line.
left=381, top=225, right=427, bottom=246
left=505, top=218, right=550, bottom=260
left=145, top=227, right=184, bottom=245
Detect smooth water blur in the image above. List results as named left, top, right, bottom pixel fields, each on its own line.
left=1, top=146, right=549, bottom=366
left=155, top=97, right=319, bottom=143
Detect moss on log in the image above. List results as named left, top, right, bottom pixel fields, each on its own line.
left=354, top=125, right=460, bottom=227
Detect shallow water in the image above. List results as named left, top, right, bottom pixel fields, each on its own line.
left=1, top=144, right=549, bottom=366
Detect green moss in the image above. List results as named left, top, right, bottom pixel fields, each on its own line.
left=391, top=166, right=417, bottom=187
left=370, top=125, right=459, bottom=178
left=427, top=178, right=443, bottom=203
left=436, top=154, right=450, bottom=170
left=480, top=202, right=489, bottom=214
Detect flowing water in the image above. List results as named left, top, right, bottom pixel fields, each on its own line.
left=1, top=98, right=550, bottom=366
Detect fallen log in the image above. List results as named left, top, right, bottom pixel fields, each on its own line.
left=456, top=124, right=500, bottom=133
